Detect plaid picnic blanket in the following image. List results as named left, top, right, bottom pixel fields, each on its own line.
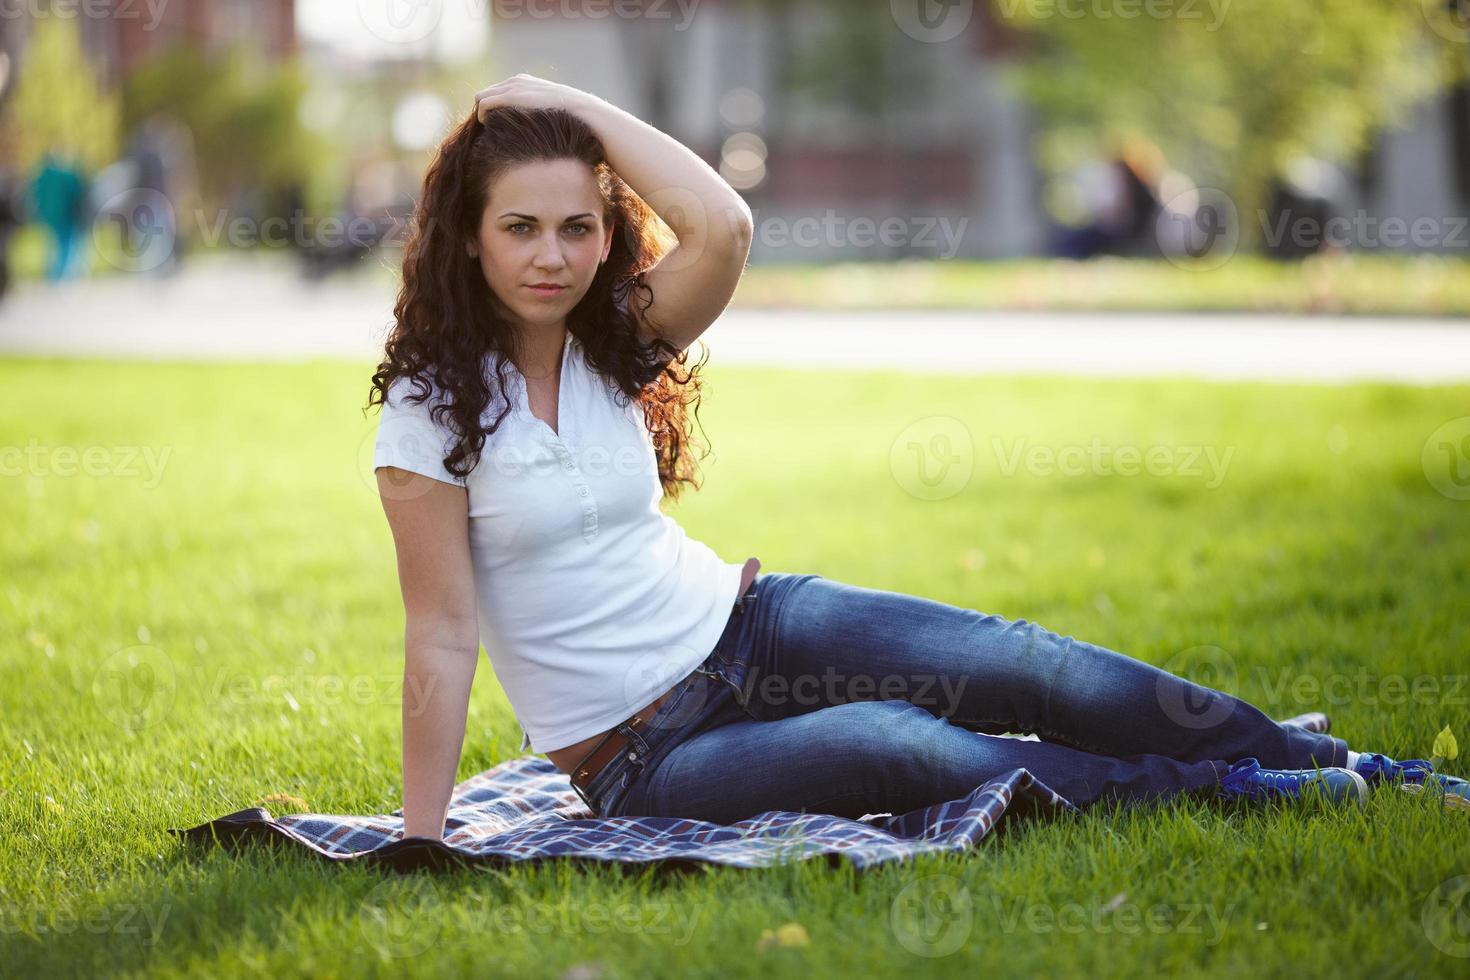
left=167, top=755, right=1075, bottom=872
left=168, top=713, right=1332, bottom=873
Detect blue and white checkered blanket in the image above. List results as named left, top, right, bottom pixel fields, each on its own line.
left=169, top=713, right=1333, bottom=871
left=168, top=755, right=1076, bottom=872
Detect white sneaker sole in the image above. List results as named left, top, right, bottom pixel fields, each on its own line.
left=1327, top=767, right=1369, bottom=806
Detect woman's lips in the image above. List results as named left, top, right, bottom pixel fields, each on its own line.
left=527, top=285, right=567, bottom=298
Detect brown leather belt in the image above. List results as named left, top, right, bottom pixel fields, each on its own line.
left=569, top=684, right=680, bottom=793
left=570, top=565, right=759, bottom=796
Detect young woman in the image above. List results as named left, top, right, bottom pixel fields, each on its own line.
left=368, top=74, right=1464, bottom=839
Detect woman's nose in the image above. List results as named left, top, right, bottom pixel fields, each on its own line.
left=534, top=234, right=567, bottom=269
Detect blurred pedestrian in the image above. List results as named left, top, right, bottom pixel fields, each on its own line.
left=0, top=164, right=22, bottom=300
left=30, top=150, right=90, bottom=281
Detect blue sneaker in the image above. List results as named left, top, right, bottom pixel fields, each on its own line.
left=1354, top=752, right=1470, bottom=810
left=1217, top=757, right=1368, bottom=806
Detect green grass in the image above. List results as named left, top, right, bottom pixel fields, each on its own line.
left=2, top=358, right=1468, bottom=978
left=730, top=254, right=1470, bottom=316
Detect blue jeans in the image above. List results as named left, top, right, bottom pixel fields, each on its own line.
left=579, top=573, right=1350, bottom=823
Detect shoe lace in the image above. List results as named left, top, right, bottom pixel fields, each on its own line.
left=1363, top=754, right=1434, bottom=782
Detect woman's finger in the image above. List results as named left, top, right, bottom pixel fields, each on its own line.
left=472, top=79, right=509, bottom=103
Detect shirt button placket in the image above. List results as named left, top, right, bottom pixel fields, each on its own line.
left=555, top=443, right=599, bottom=542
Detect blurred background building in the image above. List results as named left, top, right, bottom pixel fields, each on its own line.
left=0, top=0, right=1466, bottom=288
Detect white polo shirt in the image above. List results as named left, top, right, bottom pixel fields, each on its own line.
left=373, top=329, right=746, bottom=753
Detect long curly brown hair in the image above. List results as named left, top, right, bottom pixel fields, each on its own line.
left=366, top=106, right=710, bottom=502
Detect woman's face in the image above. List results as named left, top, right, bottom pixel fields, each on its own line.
left=469, top=158, right=614, bottom=333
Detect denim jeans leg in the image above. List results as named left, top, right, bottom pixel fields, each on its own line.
left=631, top=697, right=1225, bottom=824
left=735, top=574, right=1348, bottom=772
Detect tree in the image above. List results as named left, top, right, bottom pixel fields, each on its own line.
left=995, top=0, right=1470, bottom=248
left=1, top=15, right=120, bottom=173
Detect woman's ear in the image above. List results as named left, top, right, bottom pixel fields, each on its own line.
left=601, top=221, right=614, bottom=263
left=465, top=240, right=479, bottom=258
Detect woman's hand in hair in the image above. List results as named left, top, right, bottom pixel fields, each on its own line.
left=473, top=73, right=604, bottom=124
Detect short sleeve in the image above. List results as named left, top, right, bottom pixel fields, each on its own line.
left=373, top=375, right=467, bottom=487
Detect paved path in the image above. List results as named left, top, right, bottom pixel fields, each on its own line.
left=2, top=258, right=1467, bottom=382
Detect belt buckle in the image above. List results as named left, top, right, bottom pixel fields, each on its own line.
left=569, top=712, right=647, bottom=800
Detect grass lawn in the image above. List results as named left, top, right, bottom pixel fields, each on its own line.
left=2, top=357, right=1467, bottom=977
left=729, top=254, right=1470, bottom=317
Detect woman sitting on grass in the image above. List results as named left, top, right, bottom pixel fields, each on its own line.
left=367, top=74, right=1466, bottom=839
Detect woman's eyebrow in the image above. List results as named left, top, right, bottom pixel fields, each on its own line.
left=497, top=212, right=595, bottom=222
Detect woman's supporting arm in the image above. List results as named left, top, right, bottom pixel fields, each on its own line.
left=376, top=466, right=481, bottom=840
left=401, top=634, right=478, bottom=840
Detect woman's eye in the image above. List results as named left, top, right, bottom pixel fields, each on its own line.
left=507, top=223, right=588, bottom=235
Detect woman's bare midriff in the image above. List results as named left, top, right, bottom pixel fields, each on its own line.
left=546, top=556, right=761, bottom=776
